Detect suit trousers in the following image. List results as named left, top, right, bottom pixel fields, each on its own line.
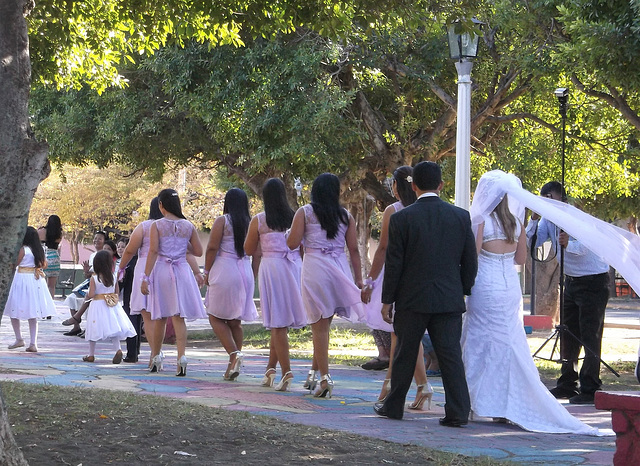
left=557, top=272, right=609, bottom=395
left=384, top=310, right=470, bottom=421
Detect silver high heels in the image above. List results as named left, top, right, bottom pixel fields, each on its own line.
left=313, top=374, right=334, bottom=398
left=274, top=371, right=293, bottom=392
left=408, top=382, right=433, bottom=410
left=378, top=378, right=391, bottom=402
left=303, top=369, right=317, bottom=391
left=176, top=355, right=187, bottom=377
left=261, top=368, right=277, bottom=387
left=224, top=350, right=243, bottom=381
left=149, top=354, right=164, bottom=373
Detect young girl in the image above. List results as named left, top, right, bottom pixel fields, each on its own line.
left=5, top=226, right=57, bottom=352
left=361, top=166, right=432, bottom=410
left=244, top=178, right=307, bottom=390
left=205, top=188, right=258, bottom=381
left=39, top=215, right=63, bottom=298
left=82, top=250, right=136, bottom=363
left=141, top=189, right=206, bottom=376
left=287, top=173, right=365, bottom=398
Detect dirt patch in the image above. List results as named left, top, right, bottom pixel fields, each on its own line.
left=1, top=382, right=503, bottom=465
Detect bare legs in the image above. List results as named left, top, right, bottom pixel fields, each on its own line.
left=208, top=315, right=243, bottom=379
left=379, top=332, right=429, bottom=407
left=172, top=315, right=187, bottom=361
left=270, top=328, right=292, bottom=376
left=311, top=316, right=333, bottom=395
left=140, top=310, right=155, bottom=364
left=46, top=276, right=57, bottom=299
left=150, top=317, right=167, bottom=359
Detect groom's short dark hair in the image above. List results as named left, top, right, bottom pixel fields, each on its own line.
left=412, top=161, right=442, bottom=191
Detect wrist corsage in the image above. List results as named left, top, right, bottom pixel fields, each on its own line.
left=364, top=276, right=375, bottom=290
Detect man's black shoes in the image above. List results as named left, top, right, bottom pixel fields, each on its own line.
left=439, top=417, right=468, bottom=428
left=549, top=386, right=579, bottom=399
left=569, top=392, right=595, bottom=404
left=373, top=403, right=402, bottom=420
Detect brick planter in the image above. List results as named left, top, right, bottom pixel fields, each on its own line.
left=523, top=314, right=553, bottom=330
left=595, top=391, right=640, bottom=466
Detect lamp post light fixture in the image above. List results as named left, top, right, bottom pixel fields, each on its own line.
left=447, top=18, right=483, bottom=210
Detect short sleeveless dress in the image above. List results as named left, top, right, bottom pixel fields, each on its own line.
left=43, top=243, right=61, bottom=278
left=4, top=247, right=56, bottom=320
left=256, top=212, right=306, bottom=329
left=362, top=201, right=404, bottom=332
left=300, top=204, right=365, bottom=323
left=147, top=218, right=207, bottom=321
left=205, top=215, right=258, bottom=322
left=130, top=219, right=154, bottom=315
left=84, top=275, right=137, bottom=342
left=462, top=214, right=599, bottom=434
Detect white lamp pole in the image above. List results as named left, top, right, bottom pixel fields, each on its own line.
left=454, top=60, right=473, bottom=210
left=446, top=19, right=483, bottom=211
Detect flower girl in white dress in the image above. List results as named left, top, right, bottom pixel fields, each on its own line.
left=82, top=250, right=136, bottom=363
left=5, top=227, right=56, bottom=352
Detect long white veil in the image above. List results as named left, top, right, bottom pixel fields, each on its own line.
left=470, top=170, right=640, bottom=295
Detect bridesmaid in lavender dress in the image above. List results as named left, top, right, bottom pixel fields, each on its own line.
left=204, top=188, right=258, bottom=381
left=361, top=166, right=431, bottom=410
left=141, top=189, right=207, bottom=376
left=287, top=173, right=365, bottom=398
left=245, top=178, right=307, bottom=391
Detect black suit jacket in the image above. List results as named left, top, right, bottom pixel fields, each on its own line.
left=382, top=195, right=477, bottom=314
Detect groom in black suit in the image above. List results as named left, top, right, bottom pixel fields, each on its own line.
left=374, top=161, right=477, bottom=427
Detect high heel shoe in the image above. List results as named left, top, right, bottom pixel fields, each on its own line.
left=303, top=369, right=317, bottom=391
left=176, top=356, right=187, bottom=377
left=313, top=374, right=334, bottom=398
left=149, top=354, right=164, bottom=373
left=378, top=378, right=391, bottom=402
left=274, top=371, right=293, bottom=392
left=224, top=351, right=243, bottom=381
left=408, top=382, right=433, bottom=410
left=261, top=368, right=277, bottom=387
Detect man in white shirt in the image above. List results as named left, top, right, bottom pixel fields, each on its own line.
left=526, top=182, right=610, bottom=405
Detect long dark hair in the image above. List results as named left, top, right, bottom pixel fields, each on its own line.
left=158, top=189, right=186, bottom=219
left=93, top=250, right=114, bottom=287
left=148, top=197, right=163, bottom=220
left=223, top=188, right=251, bottom=257
left=44, top=215, right=62, bottom=250
left=24, top=226, right=46, bottom=268
left=103, top=240, right=120, bottom=259
left=310, top=173, right=348, bottom=239
left=393, top=166, right=417, bottom=207
left=263, top=178, right=294, bottom=232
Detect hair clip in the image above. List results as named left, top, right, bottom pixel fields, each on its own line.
left=171, top=192, right=178, bottom=196
left=406, top=176, right=413, bottom=183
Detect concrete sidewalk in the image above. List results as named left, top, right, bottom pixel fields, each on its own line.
left=1, top=299, right=637, bottom=464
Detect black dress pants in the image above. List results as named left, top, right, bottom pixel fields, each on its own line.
left=384, top=310, right=470, bottom=421
left=557, top=272, right=609, bottom=395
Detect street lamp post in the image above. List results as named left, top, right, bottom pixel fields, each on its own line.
left=447, top=19, right=483, bottom=210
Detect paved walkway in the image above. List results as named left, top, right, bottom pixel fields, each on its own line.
left=1, top=298, right=639, bottom=464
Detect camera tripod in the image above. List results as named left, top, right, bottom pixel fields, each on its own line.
left=532, top=323, right=620, bottom=378
left=531, top=88, right=619, bottom=378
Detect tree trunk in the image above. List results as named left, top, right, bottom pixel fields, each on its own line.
left=0, top=1, right=49, bottom=463
left=532, top=259, right=560, bottom=325
left=341, top=184, right=374, bottom=277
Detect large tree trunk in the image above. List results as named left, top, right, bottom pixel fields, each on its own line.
left=0, top=1, right=50, bottom=464
left=531, top=258, right=560, bottom=325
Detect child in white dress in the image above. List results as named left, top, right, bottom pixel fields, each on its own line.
left=82, top=250, right=136, bottom=363
left=5, top=227, right=56, bottom=352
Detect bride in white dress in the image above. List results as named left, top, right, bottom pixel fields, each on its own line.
left=462, top=171, right=600, bottom=435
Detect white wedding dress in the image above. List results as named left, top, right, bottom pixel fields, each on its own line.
left=461, top=213, right=600, bottom=435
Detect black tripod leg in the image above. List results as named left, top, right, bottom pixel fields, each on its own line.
left=533, top=329, right=561, bottom=361
left=561, top=327, right=620, bottom=378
